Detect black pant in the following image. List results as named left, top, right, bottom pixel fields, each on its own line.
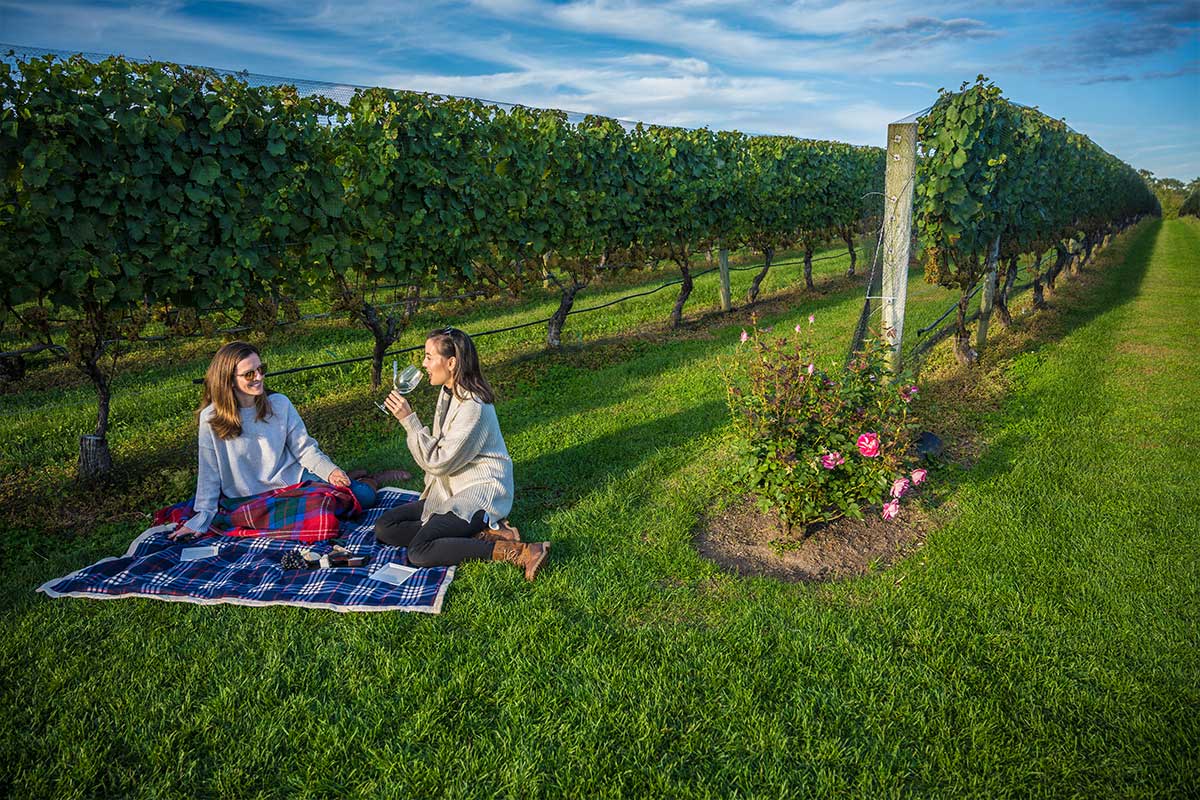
left=374, top=500, right=495, bottom=567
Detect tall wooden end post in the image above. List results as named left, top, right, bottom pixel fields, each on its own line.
left=882, top=122, right=917, bottom=375
left=975, top=235, right=1001, bottom=353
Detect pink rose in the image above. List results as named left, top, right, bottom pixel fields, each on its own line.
left=740, top=329, right=749, bottom=343
left=911, top=468, right=928, bottom=485
left=890, top=478, right=910, bottom=499
left=808, top=314, right=815, bottom=324
left=820, top=452, right=844, bottom=469
left=881, top=500, right=900, bottom=521
left=856, top=432, right=880, bottom=458
left=806, top=363, right=815, bottom=376
left=794, top=324, right=802, bottom=333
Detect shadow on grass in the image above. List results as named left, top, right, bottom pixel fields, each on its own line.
left=510, top=399, right=728, bottom=538
left=917, top=219, right=1158, bottom=490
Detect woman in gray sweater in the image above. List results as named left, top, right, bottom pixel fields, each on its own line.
left=169, top=341, right=398, bottom=540
left=378, top=327, right=550, bottom=581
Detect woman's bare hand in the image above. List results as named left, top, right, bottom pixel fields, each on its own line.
left=328, top=467, right=351, bottom=488
left=384, top=390, right=413, bottom=421
left=168, top=524, right=202, bottom=542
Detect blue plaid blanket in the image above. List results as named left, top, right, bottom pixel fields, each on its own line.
left=38, top=489, right=455, bottom=614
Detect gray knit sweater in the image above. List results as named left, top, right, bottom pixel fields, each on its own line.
left=400, top=387, right=514, bottom=526
left=186, top=393, right=338, bottom=533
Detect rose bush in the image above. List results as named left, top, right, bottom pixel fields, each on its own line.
left=724, top=318, right=917, bottom=535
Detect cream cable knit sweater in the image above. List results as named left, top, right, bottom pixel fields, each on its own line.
left=400, top=387, right=514, bottom=527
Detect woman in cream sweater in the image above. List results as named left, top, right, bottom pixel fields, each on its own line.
left=378, top=327, right=549, bottom=581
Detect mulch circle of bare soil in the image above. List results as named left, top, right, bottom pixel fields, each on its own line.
left=695, top=496, right=930, bottom=583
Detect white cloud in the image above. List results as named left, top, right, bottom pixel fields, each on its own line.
left=463, top=0, right=990, bottom=74
left=377, top=51, right=832, bottom=128
left=612, top=54, right=711, bottom=75
left=0, top=0, right=370, bottom=71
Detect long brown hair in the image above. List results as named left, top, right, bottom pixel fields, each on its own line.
left=198, top=341, right=273, bottom=439
left=428, top=327, right=495, bottom=404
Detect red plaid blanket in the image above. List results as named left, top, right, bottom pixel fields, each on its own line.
left=153, top=481, right=362, bottom=543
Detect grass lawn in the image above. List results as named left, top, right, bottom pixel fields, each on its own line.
left=1, top=220, right=1195, bottom=797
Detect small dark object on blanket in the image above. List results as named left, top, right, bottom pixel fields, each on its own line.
left=281, top=546, right=370, bottom=570
left=328, top=544, right=371, bottom=567
left=280, top=550, right=312, bottom=570
left=329, top=551, right=370, bottom=568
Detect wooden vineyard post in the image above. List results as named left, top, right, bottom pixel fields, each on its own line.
left=975, top=235, right=1001, bottom=353
left=78, top=434, right=113, bottom=481
left=882, top=121, right=917, bottom=375
left=718, top=246, right=732, bottom=312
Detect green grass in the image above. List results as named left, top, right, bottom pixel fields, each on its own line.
left=1, top=221, right=1196, bottom=797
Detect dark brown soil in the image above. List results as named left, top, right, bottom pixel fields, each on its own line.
left=694, top=495, right=930, bottom=583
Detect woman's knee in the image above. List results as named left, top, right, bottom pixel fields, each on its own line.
left=375, top=517, right=416, bottom=547
left=373, top=519, right=396, bottom=545
left=405, top=542, right=437, bottom=567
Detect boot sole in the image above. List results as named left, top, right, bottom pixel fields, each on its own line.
left=524, top=542, right=550, bottom=581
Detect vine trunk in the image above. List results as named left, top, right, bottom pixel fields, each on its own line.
left=747, top=246, right=774, bottom=303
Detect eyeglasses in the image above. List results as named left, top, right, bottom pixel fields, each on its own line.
left=236, top=364, right=267, bottom=381
left=440, top=326, right=458, bottom=336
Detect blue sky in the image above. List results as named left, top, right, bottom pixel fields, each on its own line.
left=2, top=0, right=1197, bottom=179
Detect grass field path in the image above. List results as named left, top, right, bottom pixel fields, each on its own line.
left=887, top=217, right=1199, bottom=796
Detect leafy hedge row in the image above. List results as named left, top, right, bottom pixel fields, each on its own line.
left=0, top=53, right=883, bottom=473
left=1180, top=190, right=1200, bottom=219
left=914, top=78, right=1158, bottom=362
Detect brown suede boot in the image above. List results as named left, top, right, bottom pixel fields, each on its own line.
left=492, top=540, right=550, bottom=581
left=359, top=469, right=413, bottom=489
left=474, top=519, right=521, bottom=543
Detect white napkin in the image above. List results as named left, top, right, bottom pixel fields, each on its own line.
left=369, top=562, right=420, bottom=587
left=181, top=544, right=221, bottom=562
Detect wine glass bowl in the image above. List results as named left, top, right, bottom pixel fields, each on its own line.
left=396, top=364, right=422, bottom=394
left=376, top=361, right=424, bottom=414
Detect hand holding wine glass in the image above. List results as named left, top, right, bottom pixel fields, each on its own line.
left=383, top=390, right=413, bottom=421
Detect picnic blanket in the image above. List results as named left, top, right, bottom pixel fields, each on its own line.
left=38, top=489, right=455, bottom=614
left=153, top=480, right=361, bottom=544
